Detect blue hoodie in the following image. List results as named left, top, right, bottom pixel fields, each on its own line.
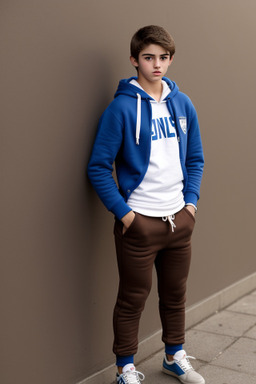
left=87, top=76, right=204, bottom=220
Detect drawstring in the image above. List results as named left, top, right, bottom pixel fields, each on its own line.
left=134, top=82, right=174, bottom=145
left=162, top=215, right=176, bottom=232
left=136, top=93, right=141, bottom=145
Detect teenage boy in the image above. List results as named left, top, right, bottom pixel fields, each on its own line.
left=88, top=25, right=205, bottom=384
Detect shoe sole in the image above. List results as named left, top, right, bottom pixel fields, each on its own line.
left=162, top=366, right=205, bottom=384
left=162, top=366, right=181, bottom=379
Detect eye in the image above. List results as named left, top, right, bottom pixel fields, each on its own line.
left=144, top=56, right=152, bottom=61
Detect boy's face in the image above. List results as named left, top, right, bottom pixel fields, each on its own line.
left=130, top=44, right=173, bottom=84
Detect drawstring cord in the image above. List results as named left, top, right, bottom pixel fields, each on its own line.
left=136, top=93, right=141, bottom=145
left=162, top=215, right=176, bottom=232
left=135, top=90, right=177, bottom=233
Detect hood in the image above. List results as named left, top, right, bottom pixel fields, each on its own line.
left=114, top=77, right=179, bottom=145
left=114, top=76, right=179, bottom=99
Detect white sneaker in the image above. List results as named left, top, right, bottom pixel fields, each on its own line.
left=162, top=350, right=205, bottom=384
left=116, top=364, right=145, bottom=384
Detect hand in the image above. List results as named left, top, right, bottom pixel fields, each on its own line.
left=185, top=205, right=196, bottom=217
left=121, top=211, right=135, bottom=234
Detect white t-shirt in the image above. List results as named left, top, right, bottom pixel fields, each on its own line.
left=127, top=80, right=185, bottom=216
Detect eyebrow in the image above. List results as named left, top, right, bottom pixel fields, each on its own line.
left=141, top=53, right=170, bottom=57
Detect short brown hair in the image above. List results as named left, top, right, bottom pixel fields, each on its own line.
left=130, top=25, right=175, bottom=60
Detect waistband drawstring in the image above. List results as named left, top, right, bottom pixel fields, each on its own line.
left=162, top=215, right=176, bottom=232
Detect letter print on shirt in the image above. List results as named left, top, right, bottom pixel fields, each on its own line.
left=152, top=117, right=176, bottom=141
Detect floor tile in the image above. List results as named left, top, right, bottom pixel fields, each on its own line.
left=194, top=310, right=256, bottom=337
left=199, top=364, right=255, bottom=384
left=184, top=329, right=235, bottom=362
left=227, top=291, right=256, bottom=316
left=244, top=325, right=256, bottom=339
left=212, top=337, right=256, bottom=375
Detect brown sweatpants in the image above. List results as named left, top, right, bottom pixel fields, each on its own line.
left=113, top=207, right=195, bottom=357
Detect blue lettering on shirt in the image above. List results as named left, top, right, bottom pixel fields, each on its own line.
left=151, top=117, right=176, bottom=141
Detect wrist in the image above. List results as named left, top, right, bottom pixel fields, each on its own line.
left=186, top=203, right=197, bottom=212
left=185, top=204, right=196, bottom=217
left=121, top=211, right=135, bottom=227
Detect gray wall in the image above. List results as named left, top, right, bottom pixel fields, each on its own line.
left=1, top=1, right=256, bottom=383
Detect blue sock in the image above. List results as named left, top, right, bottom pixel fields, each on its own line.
left=165, top=344, right=183, bottom=356
left=116, top=355, right=134, bottom=367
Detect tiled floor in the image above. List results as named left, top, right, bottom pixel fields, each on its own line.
left=136, top=290, right=256, bottom=383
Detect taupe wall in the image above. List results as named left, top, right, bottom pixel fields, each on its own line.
left=1, top=1, right=256, bottom=383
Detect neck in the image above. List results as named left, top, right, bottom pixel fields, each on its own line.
left=137, top=77, right=163, bottom=102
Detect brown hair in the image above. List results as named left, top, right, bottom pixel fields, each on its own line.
left=130, top=25, right=175, bottom=60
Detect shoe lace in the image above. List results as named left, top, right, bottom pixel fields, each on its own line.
left=121, top=369, right=145, bottom=383
left=175, top=354, right=195, bottom=372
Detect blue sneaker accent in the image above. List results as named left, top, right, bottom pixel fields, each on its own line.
left=163, top=358, right=185, bottom=376
left=162, top=350, right=205, bottom=384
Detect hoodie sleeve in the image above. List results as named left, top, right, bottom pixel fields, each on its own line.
left=184, top=106, right=204, bottom=207
left=87, top=107, right=132, bottom=220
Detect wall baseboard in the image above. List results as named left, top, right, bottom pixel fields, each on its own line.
left=80, top=272, right=256, bottom=384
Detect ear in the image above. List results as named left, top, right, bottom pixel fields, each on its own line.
left=130, top=56, right=139, bottom=69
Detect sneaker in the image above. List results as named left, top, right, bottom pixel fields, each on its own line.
left=162, top=350, right=205, bottom=384
left=116, top=364, right=145, bottom=384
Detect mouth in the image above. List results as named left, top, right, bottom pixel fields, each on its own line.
left=153, top=71, right=161, bottom=75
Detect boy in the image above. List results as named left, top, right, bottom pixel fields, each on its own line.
left=88, top=25, right=205, bottom=384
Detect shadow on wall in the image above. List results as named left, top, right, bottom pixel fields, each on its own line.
left=83, top=172, right=119, bottom=374
left=82, top=54, right=121, bottom=375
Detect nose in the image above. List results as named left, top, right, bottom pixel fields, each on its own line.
left=154, top=58, right=161, bottom=68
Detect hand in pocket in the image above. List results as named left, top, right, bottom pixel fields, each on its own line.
left=122, top=211, right=136, bottom=234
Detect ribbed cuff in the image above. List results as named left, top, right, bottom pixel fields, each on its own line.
left=116, top=355, right=134, bottom=367
left=165, top=344, right=183, bottom=355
